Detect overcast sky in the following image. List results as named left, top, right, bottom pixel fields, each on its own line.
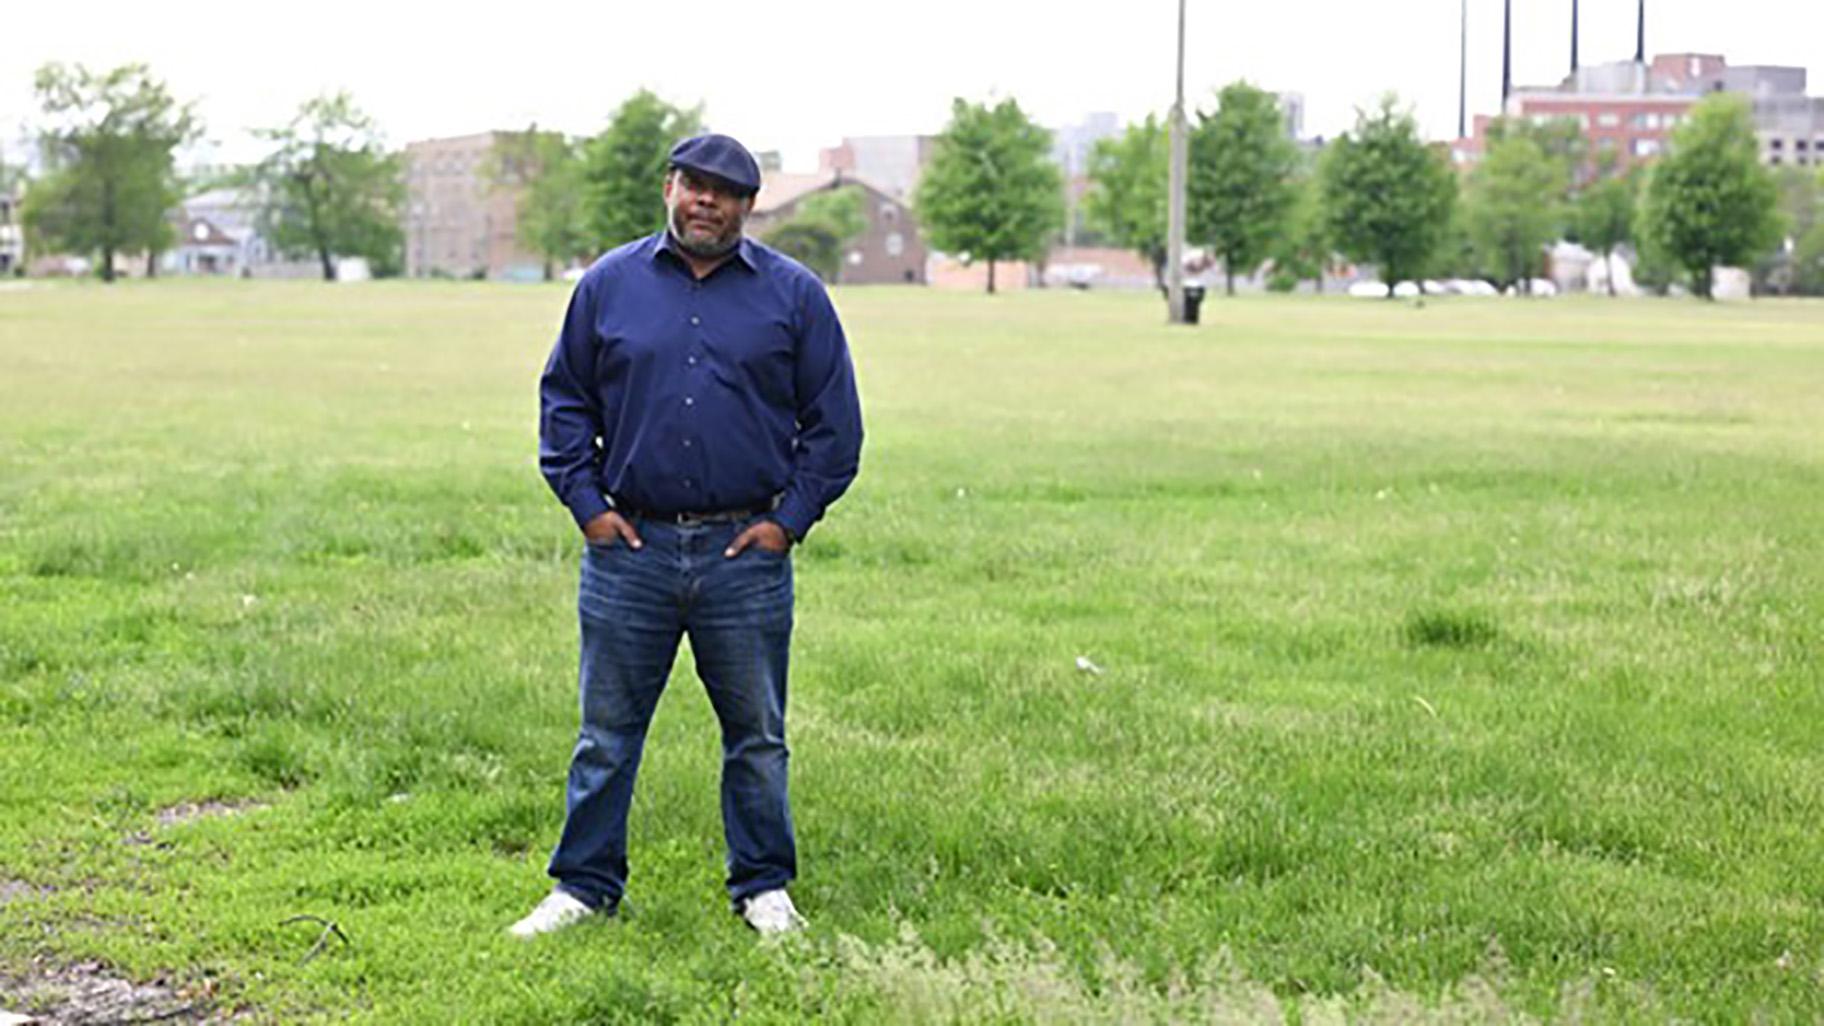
left=3, top=0, right=1820, bottom=172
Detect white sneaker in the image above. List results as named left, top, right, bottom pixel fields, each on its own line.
left=507, top=890, right=597, bottom=938
left=740, top=889, right=806, bottom=935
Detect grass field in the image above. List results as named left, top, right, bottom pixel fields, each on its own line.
left=1, top=280, right=1821, bottom=1023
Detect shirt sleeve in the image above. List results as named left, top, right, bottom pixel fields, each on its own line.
left=538, top=276, right=612, bottom=530
left=772, top=277, right=864, bottom=542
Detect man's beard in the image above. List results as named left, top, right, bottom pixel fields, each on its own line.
left=669, top=202, right=744, bottom=259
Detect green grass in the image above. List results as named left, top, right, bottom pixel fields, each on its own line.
left=1, top=280, right=1821, bottom=1023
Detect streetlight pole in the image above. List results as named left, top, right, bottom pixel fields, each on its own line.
left=1166, top=0, right=1188, bottom=324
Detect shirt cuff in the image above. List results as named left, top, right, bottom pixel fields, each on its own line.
left=771, top=492, right=819, bottom=543
left=563, top=486, right=611, bottom=531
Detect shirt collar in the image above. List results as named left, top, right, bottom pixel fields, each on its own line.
left=653, top=230, right=759, bottom=276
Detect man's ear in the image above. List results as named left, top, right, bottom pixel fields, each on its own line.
left=661, top=170, right=676, bottom=204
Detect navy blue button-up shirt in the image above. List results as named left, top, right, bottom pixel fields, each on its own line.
left=538, top=231, right=863, bottom=541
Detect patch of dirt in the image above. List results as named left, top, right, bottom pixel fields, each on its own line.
left=0, top=958, right=244, bottom=1025
left=154, top=801, right=266, bottom=829
left=0, top=880, right=54, bottom=906
left=126, top=801, right=269, bottom=848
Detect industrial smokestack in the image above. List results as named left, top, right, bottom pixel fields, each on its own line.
left=1571, top=0, right=1580, bottom=73
left=1502, top=0, right=1513, bottom=107
left=1635, top=0, right=1645, bottom=63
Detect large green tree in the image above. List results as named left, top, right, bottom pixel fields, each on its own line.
left=581, top=90, right=703, bottom=252
left=1083, top=115, right=1168, bottom=287
left=1464, top=133, right=1565, bottom=292
left=1638, top=93, right=1781, bottom=300
left=486, top=125, right=589, bottom=280
left=914, top=97, right=1062, bottom=294
left=1570, top=167, right=1638, bottom=296
left=1319, top=97, right=1456, bottom=296
left=1189, top=82, right=1300, bottom=295
left=254, top=93, right=403, bottom=281
left=1266, top=167, right=1332, bottom=292
left=1753, top=167, right=1823, bottom=294
left=22, top=63, right=199, bottom=282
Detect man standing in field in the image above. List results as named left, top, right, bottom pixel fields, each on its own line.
left=513, top=134, right=863, bottom=937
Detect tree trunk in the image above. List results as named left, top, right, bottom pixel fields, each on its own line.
left=100, top=178, right=117, bottom=283
left=1382, top=276, right=1395, bottom=299
left=1151, top=253, right=1166, bottom=292
left=987, top=259, right=996, bottom=295
left=543, top=258, right=555, bottom=282
left=1225, top=265, right=1235, bottom=297
left=1695, top=266, right=1713, bottom=300
left=1605, top=249, right=1615, bottom=297
left=317, top=240, right=335, bottom=282
left=146, top=251, right=157, bottom=279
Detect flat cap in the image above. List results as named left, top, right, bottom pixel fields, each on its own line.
left=668, top=134, right=761, bottom=196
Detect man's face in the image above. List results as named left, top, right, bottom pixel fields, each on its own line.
left=664, top=168, right=754, bottom=259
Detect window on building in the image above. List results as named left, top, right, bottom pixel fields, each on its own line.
left=1597, top=112, right=1620, bottom=128
left=885, top=232, right=904, bottom=257
left=1770, top=138, right=1784, bottom=149
left=1597, top=137, right=1618, bottom=152
left=1632, top=138, right=1661, bottom=158
left=880, top=203, right=898, bottom=223
left=1770, top=155, right=1783, bottom=165
left=1797, top=140, right=1810, bottom=151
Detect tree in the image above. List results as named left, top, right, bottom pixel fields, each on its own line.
left=22, top=63, right=199, bottom=282
left=1792, top=221, right=1824, bottom=295
left=1638, top=93, right=1781, bottom=300
left=914, top=97, right=1062, bottom=294
left=254, top=93, right=404, bottom=281
left=486, top=125, right=589, bottom=280
left=762, top=185, right=866, bottom=283
left=1570, top=168, right=1637, bottom=296
left=1319, top=96, right=1456, bottom=297
left=581, top=90, right=703, bottom=252
left=1266, top=167, right=1332, bottom=292
left=1189, top=82, right=1300, bottom=295
left=1754, top=167, right=1823, bottom=294
left=1464, top=134, right=1565, bottom=292
left=1083, top=115, right=1168, bottom=288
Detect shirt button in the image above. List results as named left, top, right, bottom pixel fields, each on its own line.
left=687, top=355, right=698, bottom=366
left=682, top=438, right=693, bottom=448
left=690, top=315, right=701, bottom=326
left=684, top=396, right=694, bottom=406
left=683, top=477, right=694, bottom=487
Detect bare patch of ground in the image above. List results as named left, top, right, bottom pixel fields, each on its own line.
left=125, top=801, right=268, bottom=848
left=0, top=958, right=244, bottom=1025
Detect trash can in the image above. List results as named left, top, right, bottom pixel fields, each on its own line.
left=1182, top=284, right=1206, bottom=324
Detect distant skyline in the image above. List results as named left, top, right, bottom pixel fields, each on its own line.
left=4, top=0, right=1820, bottom=173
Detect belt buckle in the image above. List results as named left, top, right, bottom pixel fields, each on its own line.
left=676, top=510, right=707, bottom=527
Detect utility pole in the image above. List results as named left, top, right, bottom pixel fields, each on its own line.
left=1571, top=0, right=1580, bottom=74
left=1501, top=0, right=1513, bottom=110
left=1458, top=0, right=1468, bottom=139
left=1166, top=0, right=1188, bottom=324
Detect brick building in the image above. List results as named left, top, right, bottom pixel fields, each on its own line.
left=402, top=133, right=544, bottom=280
left=747, top=170, right=927, bottom=285
left=1451, top=53, right=1822, bottom=173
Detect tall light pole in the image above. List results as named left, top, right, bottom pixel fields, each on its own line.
left=1166, top=0, right=1188, bottom=324
left=1458, top=0, right=1468, bottom=139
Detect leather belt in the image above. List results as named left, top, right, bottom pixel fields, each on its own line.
left=612, top=495, right=780, bottom=527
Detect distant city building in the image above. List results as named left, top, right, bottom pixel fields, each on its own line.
left=1452, top=52, right=1824, bottom=172
left=817, top=135, right=935, bottom=200
left=1049, top=113, right=1121, bottom=249
left=1277, top=92, right=1307, bottom=141
left=747, top=170, right=927, bottom=285
left=402, top=132, right=543, bottom=280
left=0, top=187, right=21, bottom=275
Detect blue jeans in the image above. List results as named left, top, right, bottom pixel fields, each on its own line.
left=547, top=516, right=796, bottom=910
